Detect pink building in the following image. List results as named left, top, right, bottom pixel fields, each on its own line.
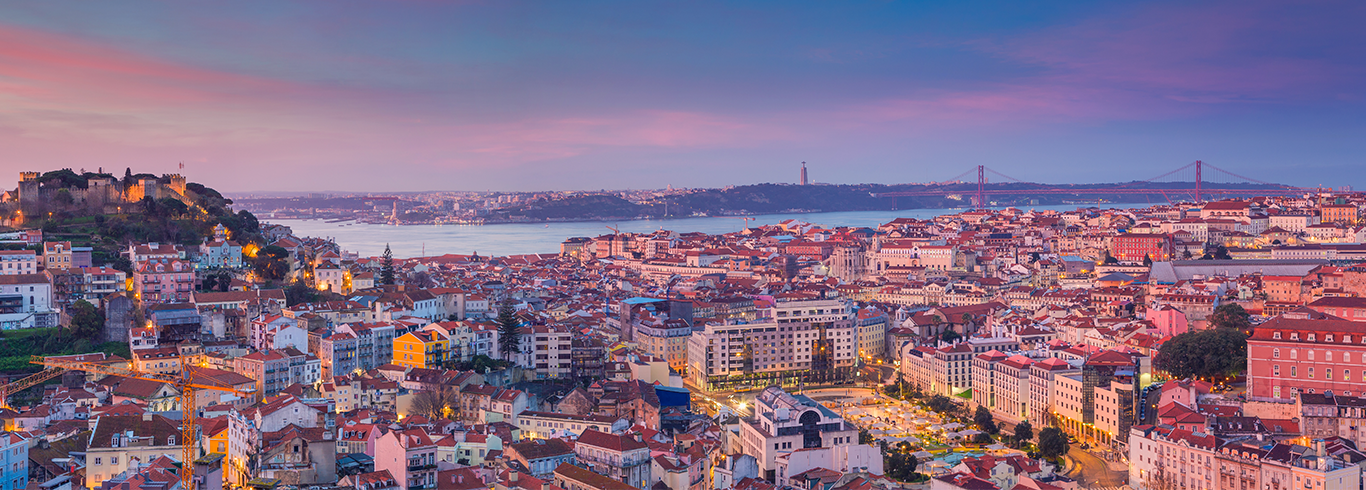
left=132, top=258, right=194, bottom=303
left=1247, top=308, right=1366, bottom=400
left=1148, top=304, right=1189, bottom=337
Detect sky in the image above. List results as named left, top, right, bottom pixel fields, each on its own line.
left=0, top=1, right=1363, bottom=192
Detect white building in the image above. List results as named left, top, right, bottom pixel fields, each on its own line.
left=740, top=386, right=859, bottom=482
left=687, top=298, right=857, bottom=392
left=0, top=272, right=56, bottom=329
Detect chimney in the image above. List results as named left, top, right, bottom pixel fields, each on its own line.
left=634, top=433, right=643, bottom=443
left=541, top=482, right=550, bottom=490
left=142, top=412, right=153, bottom=422
left=511, top=471, right=519, bottom=483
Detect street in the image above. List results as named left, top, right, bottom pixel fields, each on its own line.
left=1065, top=443, right=1128, bottom=489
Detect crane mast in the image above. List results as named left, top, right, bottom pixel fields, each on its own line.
left=31, top=355, right=253, bottom=489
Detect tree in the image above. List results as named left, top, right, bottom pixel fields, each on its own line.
left=409, top=386, right=458, bottom=421
left=1142, top=466, right=1180, bottom=490
left=1155, top=327, right=1248, bottom=380
left=972, top=432, right=994, bottom=444
left=284, top=279, right=323, bottom=306
left=859, top=429, right=875, bottom=445
left=158, top=198, right=188, bottom=218
left=974, top=406, right=998, bottom=434
left=926, top=395, right=956, bottom=414
left=380, top=244, right=396, bottom=285
left=940, top=329, right=961, bottom=343
left=253, top=245, right=291, bottom=281
left=1037, top=427, right=1069, bottom=460
left=496, top=299, right=522, bottom=360
left=68, top=300, right=103, bottom=339
left=1013, top=420, right=1034, bottom=447
left=1142, top=254, right=1153, bottom=267
left=1102, top=250, right=1118, bottom=265
left=1182, top=249, right=1194, bottom=259
left=884, top=448, right=919, bottom=482
left=201, top=274, right=218, bottom=292
left=1208, top=303, right=1252, bottom=332
left=216, top=269, right=233, bottom=292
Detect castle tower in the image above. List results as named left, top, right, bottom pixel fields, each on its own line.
left=800, top=162, right=808, bottom=186
left=18, top=172, right=40, bottom=202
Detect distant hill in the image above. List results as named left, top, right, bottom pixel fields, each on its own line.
left=488, top=180, right=1295, bottom=222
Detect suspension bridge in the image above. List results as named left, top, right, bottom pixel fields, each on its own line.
left=873, top=160, right=1322, bottom=207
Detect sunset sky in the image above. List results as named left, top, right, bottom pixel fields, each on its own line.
left=1, top=1, right=1363, bottom=192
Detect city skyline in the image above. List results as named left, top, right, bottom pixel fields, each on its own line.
left=1, top=1, right=1363, bottom=192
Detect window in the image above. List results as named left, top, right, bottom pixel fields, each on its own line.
left=1274, top=348, right=1280, bottom=358
left=1309, top=368, right=1315, bottom=379
left=1327, top=335, right=1334, bottom=342
left=1309, top=334, right=1316, bottom=342
left=1291, top=349, right=1298, bottom=359
left=1292, top=366, right=1298, bottom=377
left=1274, top=365, right=1280, bottom=376
left=1327, top=369, right=1334, bottom=380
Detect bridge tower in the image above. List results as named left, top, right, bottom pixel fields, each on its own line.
left=1194, top=160, right=1202, bottom=203
left=976, top=165, right=985, bottom=209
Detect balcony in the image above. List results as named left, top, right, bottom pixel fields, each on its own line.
left=408, top=463, right=437, bottom=472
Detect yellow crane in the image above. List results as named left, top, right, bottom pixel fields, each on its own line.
left=0, top=367, right=67, bottom=410
left=31, top=355, right=255, bottom=488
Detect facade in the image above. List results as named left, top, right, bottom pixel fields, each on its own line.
left=320, top=332, right=359, bottom=381
left=85, top=415, right=182, bottom=488
left=687, top=298, right=857, bottom=392
left=393, top=329, right=449, bottom=369
left=739, top=386, right=859, bottom=481
left=855, top=308, right=888, bottom=359
left=573, top=429, right=650, bottom=490
left=199, top=239, right=244, bottom=270
left=1110, top=233, right=1173, bottom=263
left=1027, top=357, right=1079, bottom=429
left=0, top=272, right=56, bottom=329
left=1129, top=425, right=1360, bottom=490
left=133, top=258, right=194, bottom=304
left=1246, top=309, right=1366, bottom=400
left=43, top=241, right=86, bottom=271
left=375, top=429, right=439, bottom=490
left=0, top=250, right=37, bottom=275
left=0, top=432, right=27, bottom=490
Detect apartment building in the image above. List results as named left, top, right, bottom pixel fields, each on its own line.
left=687, top=298, right=857, bottom=392
left=0, top=250, right=37, bottom=275
left=1246, top=309, right=1366, bottom=400
left=573, top=429, right=650, bottom=490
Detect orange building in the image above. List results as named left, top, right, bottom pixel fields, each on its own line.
left=392, top=329, right=450, bottom=369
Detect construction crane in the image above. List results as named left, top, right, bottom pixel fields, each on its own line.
left=31, top=355, right=254, bottom=488
left=0, top=367, right=66, bottom=410
left=727, top=216, right=755, bottom=230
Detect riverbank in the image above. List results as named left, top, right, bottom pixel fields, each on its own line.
left=269, top=203, right=1145, bottom=258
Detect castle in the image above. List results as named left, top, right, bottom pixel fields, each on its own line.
left=12, top=171, right=190, bottom=211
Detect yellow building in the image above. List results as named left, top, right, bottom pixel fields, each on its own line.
left=393, top=330, right=450, bottom=369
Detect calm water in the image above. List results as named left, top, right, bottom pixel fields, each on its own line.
left=270, top=203, right=1142, bottom=258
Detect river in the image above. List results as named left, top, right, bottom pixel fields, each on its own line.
left=269, top=204, right=1142, bottom=258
